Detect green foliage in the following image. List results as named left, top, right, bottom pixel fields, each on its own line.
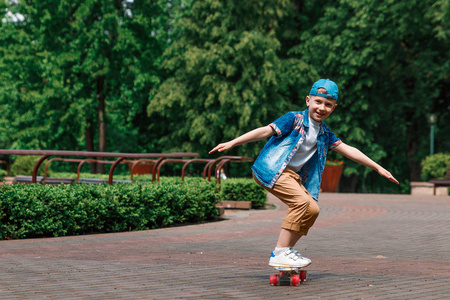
left=0, top=0, right=174, bottom=154
left=220, top=178, right=266, bottom=209
left=10, top=155, right=51, bottom=176
left=421, top=153, right=450, bottom=181
left=292, top=0, right=449, bottom=190
left=1, top=1, right=449, bottom=194
left=149, top=0, right=314, bottom=161
left=0, top=178, right=219, bottom=240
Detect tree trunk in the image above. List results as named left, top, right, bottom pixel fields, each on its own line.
left=97, top=75, right=106, bottom=174
left=406, top=123, right=421, bottom=181
left=85, top=119, right=96, bottom=174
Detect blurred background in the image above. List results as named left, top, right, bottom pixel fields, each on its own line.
left=0, top=0, right=449, bottom=194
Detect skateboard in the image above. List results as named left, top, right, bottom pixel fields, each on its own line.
left=269, top=267, right=307, bottom=286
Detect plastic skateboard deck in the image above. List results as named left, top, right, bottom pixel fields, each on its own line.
left=270, top=267, right=307, bottom=286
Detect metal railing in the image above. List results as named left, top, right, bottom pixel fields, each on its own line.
left=156, top=156, right=254, bottom=183
left=0, top=149, right=199, bottom=184
left=1, top=150, right=254, bottom=185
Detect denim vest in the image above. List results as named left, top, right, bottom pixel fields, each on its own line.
left=252, top=109, right=342, bottom=200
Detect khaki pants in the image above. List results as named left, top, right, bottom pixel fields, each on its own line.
left=253, top=169, right=320, bottom=236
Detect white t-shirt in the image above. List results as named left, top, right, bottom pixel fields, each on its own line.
left=287, top=117, right=320, bottom=172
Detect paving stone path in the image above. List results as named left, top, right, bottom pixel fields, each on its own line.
left=1, top=193, right=449, bottom=299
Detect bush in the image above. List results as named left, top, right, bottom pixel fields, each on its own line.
left=11, top=155, right=52, bottom=176
left=421, top=153, right=450, bottom=181
left=0, top=178, right=219, bottom=240
left=220, top=178, right=267, bottom=209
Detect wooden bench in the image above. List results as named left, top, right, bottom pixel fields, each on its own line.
left=429, top=165, right=450, bottom=195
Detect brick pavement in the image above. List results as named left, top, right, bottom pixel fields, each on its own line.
left=1, top=192, right=449, bottom=299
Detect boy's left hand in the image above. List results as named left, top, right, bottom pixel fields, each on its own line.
left=378, top=168, right=399, bottom=184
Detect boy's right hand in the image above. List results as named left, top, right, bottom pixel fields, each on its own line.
left=209, top=126, right=274, bottom=155
left=209, top=142, right=233, bottom=154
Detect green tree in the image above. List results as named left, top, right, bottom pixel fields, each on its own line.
left=427, top=0, right=450, bottom=157
left=1, top=0, right=448, bottom=192
left=294, top=0, right=449, bottom=191
left=148, top=0, right=315, bottom=162
left=0, top=0, right=174, bottom=172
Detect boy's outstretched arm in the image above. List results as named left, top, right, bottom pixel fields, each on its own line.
left=209, top=125, right=275, bottom=154
left=333, top=143, right=399, bottom=184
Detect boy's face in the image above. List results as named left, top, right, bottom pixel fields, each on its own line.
left=306, top=95, right=337, bottom=122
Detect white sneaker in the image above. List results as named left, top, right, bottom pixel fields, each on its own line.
left=269, top=248, right=311, bottom=268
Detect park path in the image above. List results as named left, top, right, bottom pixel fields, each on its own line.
left=1, top=192, right=449, bottom=299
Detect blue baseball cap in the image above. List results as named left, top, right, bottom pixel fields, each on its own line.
left=309, top=79, right=338, bottom=100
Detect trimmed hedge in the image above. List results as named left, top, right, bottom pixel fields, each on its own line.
left=220, top=178, right=267, bottom=209
left=47, top=173, right=267, bottom=208
left=0, top=178, right=219, bottom=240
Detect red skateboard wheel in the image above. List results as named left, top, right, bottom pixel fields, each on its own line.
left=270, top=274, right=280, bottom=286
left=290, top=274, right=300, bottom=286
left=300, top=270, right=307, bottom=282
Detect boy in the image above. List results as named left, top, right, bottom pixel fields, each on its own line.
left=209, top=79, right=399, bottom=268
